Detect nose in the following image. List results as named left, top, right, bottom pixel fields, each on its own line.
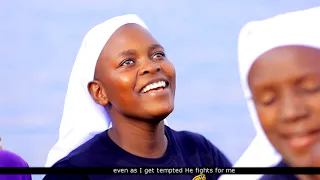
left=278, top=91, right=309, bottom=123
left=139, top=59, right=161, bottom=76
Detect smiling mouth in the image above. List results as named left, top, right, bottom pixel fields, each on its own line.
left=141, top=80, right=169, bottom=93
left=286, top=130, right=320, bottom=150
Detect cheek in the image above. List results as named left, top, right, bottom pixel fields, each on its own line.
left=256, top=107, right=278, bottom=135
left=117, top=76, right=131, bottom=86
left=111, top=72, right=135, bottom=88
left=306, top=94, right=320, bottom=118
left=162, top=61, right=176, bottom=81
left=106, top=74, right=136, bottom=99
left=256, top=106, right=285, bottom=152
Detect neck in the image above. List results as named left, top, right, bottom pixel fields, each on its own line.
left=297, top=175, right=320, bottom=180
left=108, top=117, right=167, bottom=159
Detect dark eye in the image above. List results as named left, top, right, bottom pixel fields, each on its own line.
left=120, top=59, right=135, bottom=67
left=152, top=52, right=165, bottom=59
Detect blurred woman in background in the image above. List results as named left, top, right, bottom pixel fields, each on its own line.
left=237, top=6, right=320, bottom=180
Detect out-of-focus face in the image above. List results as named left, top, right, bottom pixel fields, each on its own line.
left=248, top=45, right=320, bottom=167
left=88, top=23, right=176, bottom=122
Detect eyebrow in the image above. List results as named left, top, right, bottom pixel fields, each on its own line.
left=148, top=44, right=164, bottom=53
left=117, top=49, right=137, bottom=59
left=116, top=44, right=164, bottom=59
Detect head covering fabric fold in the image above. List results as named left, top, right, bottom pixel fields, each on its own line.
left=45, top=14, right=169, bottom=167
left=219, top=6, right=320, bottom=180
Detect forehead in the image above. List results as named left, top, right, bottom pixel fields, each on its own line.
left=103, top=23, right=158, bottom=54
left=248, top=45, right=320, bottom=86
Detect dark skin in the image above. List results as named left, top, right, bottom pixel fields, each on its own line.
left=248, top=45, right=320, bottom=180
left=88, top=23, right=176, bottom=159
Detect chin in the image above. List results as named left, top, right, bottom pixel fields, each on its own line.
left=145, top=104, right=174, bottom=120
left=280, top=150, right=313, bottom=167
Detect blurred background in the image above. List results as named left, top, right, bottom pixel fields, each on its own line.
left=1, top=1, right=320, bottom=179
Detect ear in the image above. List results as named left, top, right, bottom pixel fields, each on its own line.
left=87, top=80, right=109, bottom=106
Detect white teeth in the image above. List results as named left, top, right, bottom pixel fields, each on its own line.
left=142, top=81, right=166, bottom=93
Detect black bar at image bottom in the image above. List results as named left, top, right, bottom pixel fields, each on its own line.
left=0, top=167, right=319, bottom=175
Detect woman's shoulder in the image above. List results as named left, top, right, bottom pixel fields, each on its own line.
left=167, top=126, right=210, bottom=147
left=167, top=125, right=219, bottom=151
left=260, top=174, right=297, bottom=180
left=260, top=161, right=298, bottom=180
left=166, top=126, right=232, bottom=167
left=52, top=131, right=116, bottom=167
left=0, top=150, right=29, bottom=167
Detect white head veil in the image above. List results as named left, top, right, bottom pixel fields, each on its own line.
left=219, top=6, right=320, bottom=180
left=45, top=14, right=169, bottom=167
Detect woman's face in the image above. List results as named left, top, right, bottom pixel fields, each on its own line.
left=248, top=45, right=320, bottom=167
left=89, top=23, right=176, bottom=122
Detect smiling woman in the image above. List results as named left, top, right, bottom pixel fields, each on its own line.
left=235, top=6, right=320, bottom=180
left=44, top=14, right=231, bottom=180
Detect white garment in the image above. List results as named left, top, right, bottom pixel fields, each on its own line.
left=219, top=6, right=320, bottom=180
left=45, top=14, right=169, bottom=167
